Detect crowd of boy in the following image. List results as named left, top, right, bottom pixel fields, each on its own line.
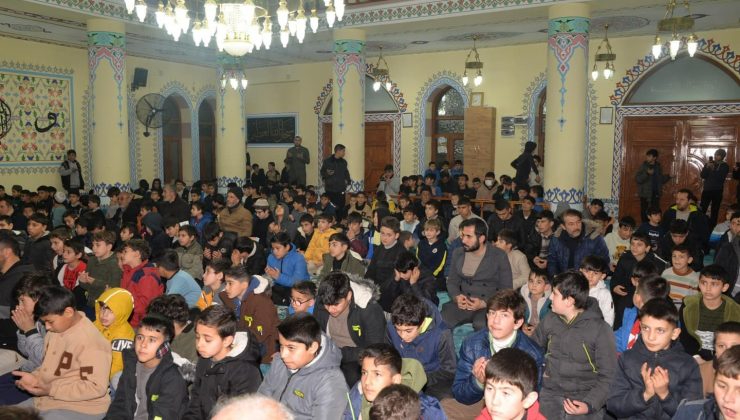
left=0, top=145, right=738, bottom=420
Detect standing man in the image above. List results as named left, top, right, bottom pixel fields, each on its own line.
left=511, top=142, right=539, bottom=189
left=285, top=135, right=310, bottom=186
left=635, top=149, right=671, bottom=222
left=59, top=149, right=84, bottom=193
left=700, top=148, right=730, bottom=228
left=321, top=144, right=351, bottom=219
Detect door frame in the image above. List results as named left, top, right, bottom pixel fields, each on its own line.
left=317, top=113, right=401, bottom=190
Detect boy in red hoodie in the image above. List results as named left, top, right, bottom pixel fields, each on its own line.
left=120, top=239, right=163, bottom=328
left=476, top=347, right=545, bottom=420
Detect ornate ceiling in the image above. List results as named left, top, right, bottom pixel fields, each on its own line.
left=1, top=0, right=738, bottom=68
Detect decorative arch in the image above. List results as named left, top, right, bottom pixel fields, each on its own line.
left=413, top=71, right=469, bottom=173
left=158, top=81, right=194, bottom=181
left=609, top=38, right=740, bottom=217
left=193, top=85, right=217, bottom=181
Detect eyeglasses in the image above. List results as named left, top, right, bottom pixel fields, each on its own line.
left=290, top=297, right=312, bottom=306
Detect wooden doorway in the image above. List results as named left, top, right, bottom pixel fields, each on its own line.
left=321, top=121, right=394, bottom=191
left=198, top=100, right=216, bottom=181
left=620, top=115, right=740, bottom=219
left=162, top=104, right=183, bottom=182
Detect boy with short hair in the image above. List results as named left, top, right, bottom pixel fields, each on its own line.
left=319, top=232, right=366, bottom=279
left=604, top=216, right=636, bottom=270
left=697, top=321, right=740, bottom=397
left=156, top=249, right=201, bottom=308
left=48, top=228, right=67, bottom=276
left=679, top=264, right=740, bottom=360
left=607, top=298, right=702, bottom=419
left=289, top=280, right=316, bottom=315
left=175, top=224, right=204, bottom=280
left=390, top=251, right=438, bottom=305
left=476, top=348, right=545, bottom=420
left=196, top=259, right=230, bottom=310
left=637, top=206, right=664, bottom=254
left=93, top=287, right=134, bottom=391
left=184, top=305, right=262, bottom=420
left=266, top=231, right=310, bottom=306
left=387, top=293, right=456, bottom=399
left=344, top=342, right=445, bottom=420
left=304, top=214, right=337, bottom=274
left=120, top=239, right=164, bottom=328
left=416, top=218, right=447, bottom=292
left=614, top=272, right=669, bottom=353
left=401, top=207, right=419, bottom=233
left=22, top=213, right=54, bottom=272
left=258, top=313, right=349, bottom=420
left=661, top=243, right=700, bottom=308
left=369, top=384, right=423, bottom=420
left=106, top=314, right=189, bottom=419
left=366, top=216, right=407, bottom=313
left=532, top=271, right=617, bottom=419
left=453, top=289, right=545, bottom=405
left=672, top=345, right=740, bottom=420
left=146, top=294, right=198, bottom=364
left=494, top=228, right=531, bottom=290
left=580, top=255, right=614, bottom=326
left=219, top=266, right=279, bottom=363
left=520, top=268, right=551, bottom=336
left=78, top=231, right=122, bottom=310
left=293, top=213, right=315, bottom=252
left=12, top=285, right=111, bottom=418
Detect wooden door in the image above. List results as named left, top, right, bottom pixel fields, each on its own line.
left=162, top=106, right=183, bottom=183
left=620, top=115, right=740, bottom=219
left=322, top=122, right=332, bottom=160
left=199, top=102, right=216, bottom=181
left=365, top=121, right=393, bottom=192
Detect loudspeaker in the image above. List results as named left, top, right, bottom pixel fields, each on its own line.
left=131, top=68, right=148, bottom=91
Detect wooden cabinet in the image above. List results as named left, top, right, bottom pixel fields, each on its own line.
left=463, top=106, right=496, bottom=181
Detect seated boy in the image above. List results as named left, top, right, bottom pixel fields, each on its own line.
left=196, top=259, right=230, bottom=310
left=520, top=268, right=551, bottom=336
left=258, top=313, right=348, bottom=419
left=679, top=264, right=740, bottom=360
left=400, top=207, right=419, bottom=233
left=304, top=214, right=337, bottom=274
left=344, top=343, right=445, bottom=420
left=120, top=239, right=164, bottom=328
left=532, top=270, right=617, bottom=419
left=146, top=294, right=198, bottom=365
left=416, top=218, right=447, bottom=292
left=93, top=287, right=134, bottom=391
left=319, top=232, right=366, bottom=279
left=315, top=271, right=386, bottom=386
left=672, top=345, right=740, bottom=420
left=607, top=298, right=702, bottom=419
left=219, top=266, right=279, bottom=364
left=265, top=231, right=310, bottom=306
left=387, top=293, right=456, bottom=399
left=106, top=314, right=188, bottom=419
left=156, top=249, right=201, bottom=309
left=13, top=285, right=111, bottom=418
left=476, top=348, right=544, bottom=420
left=289, top=280, right=316, bottom=315
left=293, top=214, right=315, bottom=253
left=175, top=224, right=204, bottom=280
left=494, top=228, right=531, bottom=290
left=390, top=251, right=438, bottom=306
left=184, top=305, right=262, bottom=420
left=698, top=321, right=740, bottom=397
left=614, top=271, right=669, bottom=353
left=454, top=289, right=544, bottom=405
left=580, top=255, right=614, bottom=326
left=368, top=384, right=423, bottom=420
left=78, top=231, right=122, bottom=310
left=661, top=243, right=699, bottom=308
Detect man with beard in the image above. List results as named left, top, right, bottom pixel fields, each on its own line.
left=442, top=218, right=512, bottom=331
left=547, top=209, right=609, bottom=276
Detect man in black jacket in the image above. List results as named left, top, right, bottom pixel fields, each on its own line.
left=714, top=211, right=740, bottom=297
left=156, top=184, right=190, bottom=223
left=0, top=233, right=34, bottom=348
left=321, top=144, right=351, bottom=219
left=661, top=189, right=710, bottom=250
left=700, top=149, right=730, bottom=228
left=485, top=199, right=526, bottom=245
left=511, top=141, right=539, bottom=188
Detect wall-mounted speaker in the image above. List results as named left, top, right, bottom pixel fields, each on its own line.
left=131, top=68, right=148, bottom=91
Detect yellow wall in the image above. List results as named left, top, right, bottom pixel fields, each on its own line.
left=2, top=26, right=739, bottom=200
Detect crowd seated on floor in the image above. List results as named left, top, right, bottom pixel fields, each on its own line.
left=0, top=149, right=738, bottom=420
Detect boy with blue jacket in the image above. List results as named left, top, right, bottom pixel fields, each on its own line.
left=264, top=231, right=309, bottom=306
left=387, top=293, right=456, bottom=399
left=607, top=298, right=702, bottom=419
left=453, top=289, right=544, bottom=405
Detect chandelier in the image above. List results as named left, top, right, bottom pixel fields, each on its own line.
left=371, top=46, right=392, bottom=92
left=591, top=25, right=616, bottom=81
left=125, top=0, right=346, bottom=56
left=652, top=0, right=698, bottom=60
left=462, top=35, right=483, bottom=87
left=220, top=62, right=249, bottom=90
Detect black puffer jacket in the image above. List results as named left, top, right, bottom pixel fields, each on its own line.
left=183, top=331, right=262, bottom=420
left=105, top=348, right=189, bottom=420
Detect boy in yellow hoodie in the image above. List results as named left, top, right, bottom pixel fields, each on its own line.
left=304, top=214, right=337, bottom=274
left=94, top=287, right=135, bottom=392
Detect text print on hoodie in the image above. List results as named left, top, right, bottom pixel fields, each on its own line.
left=94, top=287, right=135, bottom=385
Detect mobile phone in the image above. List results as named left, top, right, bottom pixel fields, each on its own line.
left=709, top=156, right=714, bottom=162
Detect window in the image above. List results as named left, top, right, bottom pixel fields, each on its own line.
left=431, top=87, right=464, bottom=166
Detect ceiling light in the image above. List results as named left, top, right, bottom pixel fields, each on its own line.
left=462, top=35, right=483, bottom=87
left=371, top=46, right=391, bottom=92
left=653, top=0, right=700, bottom=60
left=591, top=24, right=616, bottom=81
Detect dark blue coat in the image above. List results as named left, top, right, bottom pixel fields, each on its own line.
left=547, top=224, right=609, bottom=276
left=452, top=329, right=544, bottom=405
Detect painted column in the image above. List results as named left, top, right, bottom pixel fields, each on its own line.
left=543, top=3, right=590, bottom=208
left=87, top=19, right=130, bottom=193
left=215, top=56, right=246, bottom=190
left=332, top=28, right=365, bottom=192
